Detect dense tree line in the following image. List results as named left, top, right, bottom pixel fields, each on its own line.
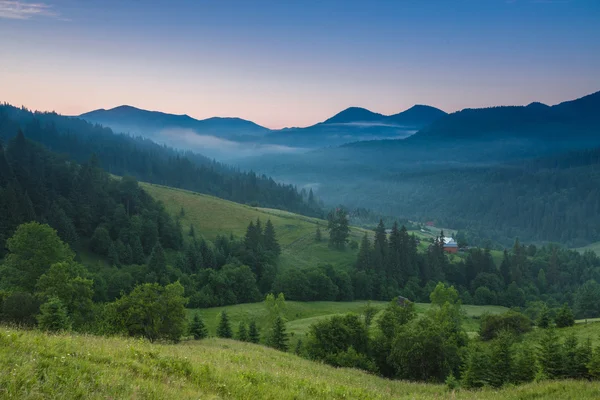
left=0, top=135, right=288, bottom=323
left=0, top=104, right=322, bottom=218
left=301, top=285, right=600, bottom=387
left=351, top=220, right=600, bottom=318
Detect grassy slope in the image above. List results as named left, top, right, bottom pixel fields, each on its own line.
left=522, top=320, right=600, bottom=348
left=141, top=183, right=369, bottom=271
left=576, top=241, right=600, bottom=255
left=2, top=327, right=599, bottom=400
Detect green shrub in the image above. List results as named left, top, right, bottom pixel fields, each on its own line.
left=37, top=297, right=71, bottom=332
left=479, top=311, right=532, bottom=341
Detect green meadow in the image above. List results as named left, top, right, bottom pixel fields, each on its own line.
left=142, top=182, right=371, bottom=271
left=2, top=326, right=600, bottom=400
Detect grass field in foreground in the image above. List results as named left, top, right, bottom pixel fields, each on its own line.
left=189, top=301, right=509, bottom=343
left=2, top=327, right=600, bottom=400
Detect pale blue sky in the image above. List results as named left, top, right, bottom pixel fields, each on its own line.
left=1, top=0, right=599, bottom=127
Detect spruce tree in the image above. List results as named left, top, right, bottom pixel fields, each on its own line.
left=499, top=250, right=511, bottom=285
left=248, top=320, right=260, bottom=343
left=190, top=314, right=208, bottom=340
left=356, top=233, right=372, bottom=271
left=147, top=242, right=167, bottom=283
left=512, top=345, right=537, bottom=384
left=489, top=332, right=514, bottom=387
left=315, top=224, right=322, bottom=242
left=538, top=328, right=563, bottom=379
left=263, top=219, right=281, bottom=256
left=461, top=345, right=491, bottom=389
left=236, top=321, right=249, bottom=342
left=537, top=304, right=552, bottom=328
left=555, top=303, right=575, bottom=328
left=295, top=339, right=303, bottom=355
left=188, top=224, right=196, bottom=238
left=268, top=315, right=289, bottom=351
left=217, top=311, right=233, bottom=338
left=563, top=334, right=591, bottom=379
left=37, top=297, right=71, bottom=332
left=588, top=345, right=600, bottom=379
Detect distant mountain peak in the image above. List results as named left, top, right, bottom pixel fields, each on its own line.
left=323, top=107, right=384, bottom=124
left=79, top=105, right=269, bottom=139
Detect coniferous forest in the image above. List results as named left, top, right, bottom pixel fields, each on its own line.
left=0, top=104, right=322, bottom=218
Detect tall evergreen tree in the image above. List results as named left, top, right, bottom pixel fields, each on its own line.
left=217, top=311, right=233, bottom=338
left=326, top=208, right=350, bottom=249
left=248, top=320, right=260, bottom=344
left=356, top=233, right=372, bottom=271
left=236, top=321, right=249, bottom=342
left=499, top=249, right=511, bottom=285
left=268, top=315, right=289, bottom=351
left=263, top=219, right=281, bottom=256
left=538, top=328, right=563, bottom=379
left=489, top=333, right=514, bottom=387
left=373, top=220, right=387, bottom=273
left=555, top=303, right=575, bottom=328
left=147, top=242, right=167, bottom=283
left=190, top=314, right=208, bottom=340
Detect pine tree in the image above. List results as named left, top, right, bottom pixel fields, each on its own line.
left=37, top=297, right=71, bottom=332
left=512, top=345, right=537, bottom=384
left=295, top=339, right=304, bottom=355
left=190, top=314, right=208, bottom=340
left=500, top=249, right=511, bottom=285
left=188, top=224, right=196, bottom=238
left=373, top=220, right=387, bottom=273
left=555, top=303, right=575, bottom=328
left=268, top=315, right=289, bottom=351
left=244, top=221, right=260, bottom=252
left=217, top=311, right=233, bottom=338
left=248, top=320, right=260, bottom=344
left=356, top=233, right=372, bottom=271
left=147, top=242, right=167, bottom=282
left=308, top=188, right=315, bottom=206
left=236, top=321, right=249, bottom=342
left=263, top=219, right=280, bottom=256
left=489, top=332, right=514, bottom=387
left=461, top=345, right=491, bottom=389
left=537, top=304, right=552, bottom=328
left=315, top=224, right=322, bottom=242
left=327, top=208, right=350, bottom=249
left=564, top=335, right=591, bottom=379
left=538, top=328, right=563, bottom=379
left=588, top=345, right=600, bottom=379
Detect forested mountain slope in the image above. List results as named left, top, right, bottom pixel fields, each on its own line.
left=0, top=104, right=320, bottom=217
left=238, top=91, right=600, bottom=247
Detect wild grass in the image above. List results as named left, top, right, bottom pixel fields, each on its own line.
left=142, top=182, right=370, bottom=270
left=2, top=326, right=599, bottom=399
left=522, top=319, right=600, bottom=347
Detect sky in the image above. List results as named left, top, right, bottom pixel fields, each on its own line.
left=1, top=0, right=599, bottom=129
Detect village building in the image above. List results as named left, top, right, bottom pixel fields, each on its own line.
left=443, top=237, right=459, bottom=254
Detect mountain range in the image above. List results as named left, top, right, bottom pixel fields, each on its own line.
left=78, top=104, right=448, bottom=154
